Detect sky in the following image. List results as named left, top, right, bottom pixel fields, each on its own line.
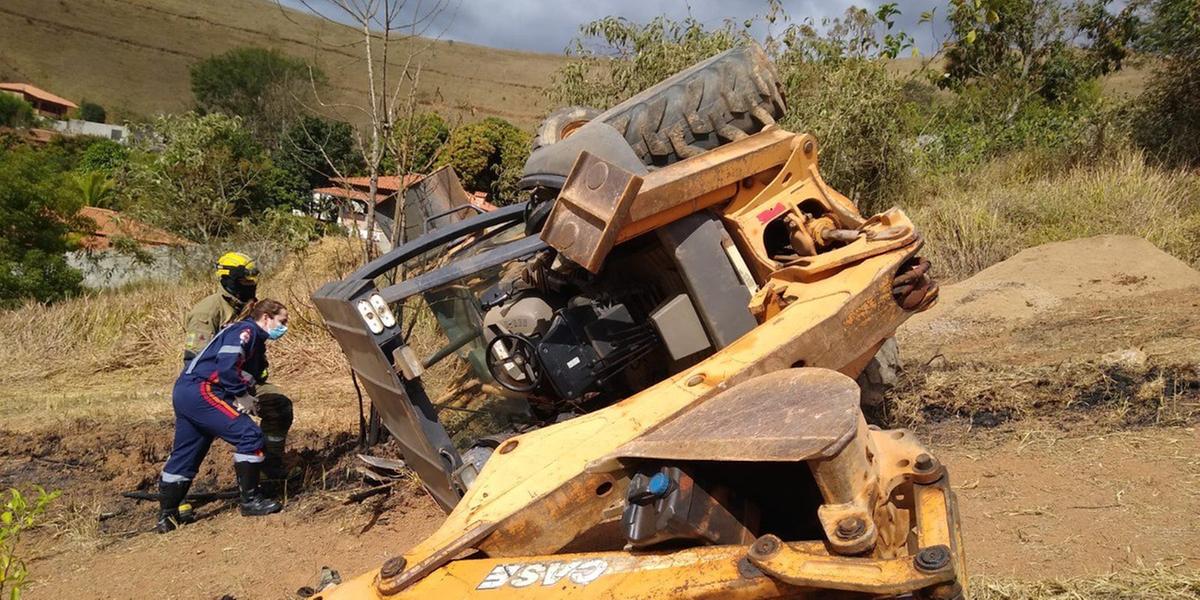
left=280, top=0, right=949, bottom=55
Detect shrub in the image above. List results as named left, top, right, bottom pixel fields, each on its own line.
left=0, top=95, right=34, bottom=129
left=0, top=148, right=83, bottom=307
left=76, top=139, right=129, bottom=175
left=121, top=112, right=300, bottom=241
left=436, top=117, right=530, bottom=204
left=1132, top=0, right=1200, bottom=166
left=552, top=15, right=747, bottom=109
left=387, top=112, right=449, bottom=174
left=0, top=487, right=59, bottom=599
left=777, top=57, right=915, bottom=213
left=77, top=100, right=107, bottom=123
left=553, top=9, right=919, bottom=211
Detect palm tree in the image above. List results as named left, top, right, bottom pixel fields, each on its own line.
left=74, top=170, right=115, bottom=208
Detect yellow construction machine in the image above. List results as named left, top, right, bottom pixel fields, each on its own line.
left=312, top=45, right=962, bottom=599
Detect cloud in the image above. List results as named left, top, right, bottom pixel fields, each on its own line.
left=281, top=0, right=948, bottom=55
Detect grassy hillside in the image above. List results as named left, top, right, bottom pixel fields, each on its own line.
left=0, top=0, right=570, bottom=126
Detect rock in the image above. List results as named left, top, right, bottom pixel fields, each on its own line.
left=1100, top=348, right=1149, bottom=373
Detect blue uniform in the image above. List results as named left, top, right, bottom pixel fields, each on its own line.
left=162, top=318, right=270, bottom=482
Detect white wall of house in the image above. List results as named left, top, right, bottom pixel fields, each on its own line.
left=51, top=119, right=130, bottom=144
left=313, top=193, right=393, bottom=252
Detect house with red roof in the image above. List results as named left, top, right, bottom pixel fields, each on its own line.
left=75, top=206, right=189, bottom=251
left=0, top=83, right=77, bottom=119
left=311, top=171, right=496, bottom=249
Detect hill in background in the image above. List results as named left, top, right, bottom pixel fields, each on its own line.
left=0, top=0, right=570, bottom=126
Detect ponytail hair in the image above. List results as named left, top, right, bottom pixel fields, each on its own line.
left=248, top=298, right=286, bottom=321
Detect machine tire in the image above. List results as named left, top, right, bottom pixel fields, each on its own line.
left=857, top=337, right=899, bottom=409
left=531, top=106, right=601, bottom=153
left=593, top=44, right=785, bottom=167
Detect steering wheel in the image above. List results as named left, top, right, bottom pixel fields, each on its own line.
left=486, top=334, right=542, bottom=393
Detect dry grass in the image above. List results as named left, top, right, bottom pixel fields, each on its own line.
left=973, top=566, right=1200, bottom=599
left=907, top=149, right=1200, bottom=280
left=0, top=233, right=512, bottom=439
left=0, top=0, right=568, bottom=126
left=0, top=236, right=366, bottom=430
left=42, top=497, right=106, bottom=550
left=883, top=358, right=1200, bottom=430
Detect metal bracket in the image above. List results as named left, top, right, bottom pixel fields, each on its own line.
left=540, top=151, right=643, bottom=273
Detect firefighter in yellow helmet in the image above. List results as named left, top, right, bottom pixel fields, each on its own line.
left=183, top=252, right=294, bottom=481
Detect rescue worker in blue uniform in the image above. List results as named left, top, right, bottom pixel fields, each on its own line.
left=156, top=299, right=290, bottom=533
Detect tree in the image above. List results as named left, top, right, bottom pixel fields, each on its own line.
left=553, top=15, right=749, bottom=109
left=940, top=0, right=1134, bottom=112
left=0, top=148, right=83, bottom=307
left=121, top=112, right=297, bottom=241
left=78, top=100, right=107, bottom=123
left=1134, top=0, right=1200, bottom=165
left=436, top=117, right=530, bottom=204
left=277, top=115, right=365, bottom=191
left=386, top=111, right=449, bottom=176
left=189, top=47, right=322, bottom=147
left=1076, top=0, right=1141, bottom=73
left=0, top=94, right=34, bottom=128
left=288, top=0, right=450, bottom=260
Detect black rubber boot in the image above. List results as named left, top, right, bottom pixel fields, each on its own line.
left=261, top=437, right=288, bottom=480
left=155, top=479, right=190, bottom=534
left=234, top=461, right=282, bottom=517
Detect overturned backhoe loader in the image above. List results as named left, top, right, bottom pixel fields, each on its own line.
left=312, top=45, right=963, bottom=599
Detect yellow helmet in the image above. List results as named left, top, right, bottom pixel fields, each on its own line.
left=215, top=252, right=259, bottom=302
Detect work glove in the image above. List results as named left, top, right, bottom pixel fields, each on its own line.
left=233, top=394, right=260, bottom=416
left=240, top=370, right=260, bottom=394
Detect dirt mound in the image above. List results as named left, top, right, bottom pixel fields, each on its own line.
left=906, top=235, right=1200, bottom=339
left=888, top=235, right=1200, bottom=429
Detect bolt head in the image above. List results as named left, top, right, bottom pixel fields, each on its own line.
left=835, top=516, right=867, bottom=540
left=380, top=556, right=407, bottom=579
left=914, top=545, right=952, bottom=572
left=750, top=535, right=781, bottom=559
left=915, top=453, right=936, bottom=471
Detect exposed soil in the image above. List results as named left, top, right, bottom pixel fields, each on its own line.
left=2, top=421, right=444, bottom=600
left=9, top=420, right=1196, bottom=599
left=937, top=425, right=1200, bottom=579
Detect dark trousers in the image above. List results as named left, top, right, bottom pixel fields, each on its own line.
left=162, top=377, right=264, bottom=482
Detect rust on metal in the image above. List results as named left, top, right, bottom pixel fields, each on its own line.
left=377, top=522, right=495, bottom=595
left=617, top=128, right=797, bottom=242
left=541, top=151, right=643, bottom=273
left=836, top=517, right=867, bottom=540
left=893, top=255, right=939, bottom=311
left=749, top=534, right=782, bottom=560
left=748, top=542, right=954, bottom=595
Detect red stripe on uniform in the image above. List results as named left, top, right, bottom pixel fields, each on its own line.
left=200, top=381, right=239, bottom=419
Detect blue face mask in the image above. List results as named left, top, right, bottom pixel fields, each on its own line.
left=268, top=324, right=288, bottom=340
